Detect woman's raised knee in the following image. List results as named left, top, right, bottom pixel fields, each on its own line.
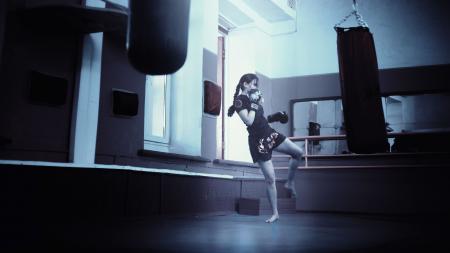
left=291, top=148, right=303, bottom=160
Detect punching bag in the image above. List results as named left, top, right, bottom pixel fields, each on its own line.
left=336, top=27, right=388, bottom=153
left=127, top=0, right=190, bottom=75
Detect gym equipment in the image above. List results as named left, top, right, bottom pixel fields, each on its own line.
left=335, top=0, right=388, bottom=153
left=112, top=89, right=139, bottom=117
left=16, top=1, right=190, bottom=75
left=127, top=0, right=191, bottom=75
left=204, top=80, right=221, bottom=116
left=268, top=111, right=288, bottom=124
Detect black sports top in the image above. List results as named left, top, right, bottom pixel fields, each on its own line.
left=234, top=94, right=271, bottom=136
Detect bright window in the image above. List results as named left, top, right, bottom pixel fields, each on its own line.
left=144, top=75, right=171, bottom=144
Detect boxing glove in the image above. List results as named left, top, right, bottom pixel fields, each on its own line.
left=267, top=111, right=288, bottom=124
left=248, top=89, right=262, bottom=103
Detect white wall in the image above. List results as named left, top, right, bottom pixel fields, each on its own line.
left=269, top=0, right=450, bottom=78
left=222, top=0, right=450, bottom=161
left=70, top=0, right=105, bottom=164
left=223, top=27, right=274, bottom=162
left=107, top=0, right=219, bottom=158
left=169, top=0, right=209, bottom=157
left=201, top=0, right=220, bottom=160
left=202, top=0, right=218, bottom=53
left=224, top=29, right=256, bottom=162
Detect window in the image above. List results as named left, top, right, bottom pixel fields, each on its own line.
left=144, top=75, right=171, bottom=144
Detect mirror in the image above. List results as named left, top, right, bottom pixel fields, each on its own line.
left=292, top=93, right=450, bottom=155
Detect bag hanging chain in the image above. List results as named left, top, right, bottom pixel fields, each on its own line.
left=334, top=0, right=369, bottom=28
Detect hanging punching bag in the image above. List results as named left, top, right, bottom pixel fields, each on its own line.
left=336, top=26, right=388, bottom=153
left=127, top=0, right=190, bottom=75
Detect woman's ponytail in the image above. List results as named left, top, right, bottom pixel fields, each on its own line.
left=227, top=84, right=241, bottom=117
left=227, top=73, right=258, bottom=117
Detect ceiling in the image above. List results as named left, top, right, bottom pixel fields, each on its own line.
left=219, top=0, right=297, bottom=35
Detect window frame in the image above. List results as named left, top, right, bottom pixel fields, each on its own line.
left=144, top=75, right=171, bottom=146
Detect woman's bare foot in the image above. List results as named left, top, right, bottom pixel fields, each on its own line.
left=284, top=182, right=297, bottom=198
left=265, top=214, right=279, bottom=223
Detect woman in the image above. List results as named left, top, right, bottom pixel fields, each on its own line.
left=228, top=73, right=303, bottom=223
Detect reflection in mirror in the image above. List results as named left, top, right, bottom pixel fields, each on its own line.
left=382, top=93, right=450, bottom=133
left=293, top=98, right=345, bottom=155
left=293, top=93, right=450, bottom=155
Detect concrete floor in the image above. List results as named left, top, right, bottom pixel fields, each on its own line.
left=1, top=212, right=448, bottom=252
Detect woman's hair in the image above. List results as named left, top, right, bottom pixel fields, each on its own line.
left=227, top=73, right=259, bottom=117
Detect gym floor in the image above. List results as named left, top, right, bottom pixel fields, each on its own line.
left=2, top=212, right=448, bottom=252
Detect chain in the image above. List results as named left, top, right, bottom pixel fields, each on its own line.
left=354, top=10, right=368, bottom=27
left=334, top=0, right=368, bottom=28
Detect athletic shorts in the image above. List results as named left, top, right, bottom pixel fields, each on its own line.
left=248, top=128, right=286, bottom=163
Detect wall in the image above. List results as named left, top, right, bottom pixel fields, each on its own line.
left=227, top=72, right=342, bottom=141
left=202, top=49, right=219, bottom=160
left=168, top=0, right=204, bottom=157
left=293, top=165, right=450, bottom=214
left=2, top=162, right=450, bottom=218
left=97, top=0, right=220, bottom=162
left=270, top=0, right=450, bottom=77
left=269, top=0, right=450, bottom=137
left=0, top=163, right=241, bottom=218
left=224, top=29, right=258, bottom=162
left=0, top=0, right=81, bottom=162
left=402, top=94, right=450, bottom=131
left=95, top=32, right=146, bottom=163
left=2, top=0, right=450, bottom=223
left=0, top=0, right=6, bottom=65
left=223, top=0, right=450, bottom=155
left=223, top=27, right=275, bottom=162
left=0, top=0, right=225, bottom=166
left=201, top=0, right=219, bottom=160
left=270, top=64, right=450, bottom=138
